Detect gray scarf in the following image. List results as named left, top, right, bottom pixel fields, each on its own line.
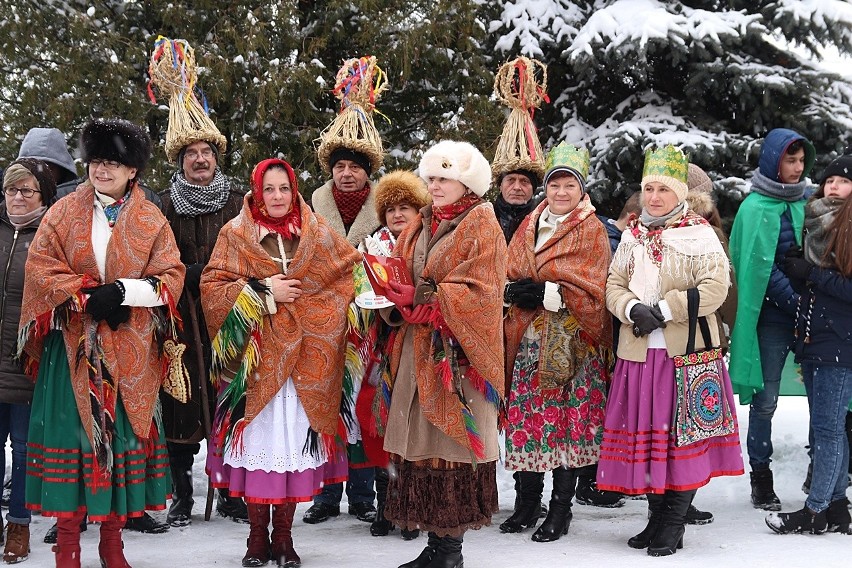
left=804, top=196, right=844, bottom=268
left=751, top=169, right=807, bottom=202
left=169, top=167, right=231, bottom=216
left=7, top=206, right=46, bottom=230
left=640, top=202, right=686, bottom=228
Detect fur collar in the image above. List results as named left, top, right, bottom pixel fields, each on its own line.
left=311, top=179, right=380, bottom=246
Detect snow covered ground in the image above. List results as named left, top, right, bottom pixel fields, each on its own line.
left=12, top=396, right=850, bottom=567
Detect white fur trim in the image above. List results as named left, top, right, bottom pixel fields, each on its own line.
left=418, top=140, right=491, bottom=197
left=118, top=278, right=163, bottom=308
left=543, top=281, right=564, bottom=312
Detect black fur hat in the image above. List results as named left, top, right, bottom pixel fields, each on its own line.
left=80, top=118, right=152, bottom=173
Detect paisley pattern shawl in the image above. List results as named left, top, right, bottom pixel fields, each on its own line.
left=201, top=192, right=360, bottom=439
left=504, top=196, right=612, bottom=392
left=389, top=203, right=507, bottom=456
left=18, top=182, right=185, bottom=458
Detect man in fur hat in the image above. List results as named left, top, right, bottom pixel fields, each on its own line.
left=303, top=145, right=380, bottom=525
left=158, top=122, right=248, bottom=528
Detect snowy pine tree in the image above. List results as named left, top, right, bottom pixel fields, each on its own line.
left=488, top=0, right=852, bottom=219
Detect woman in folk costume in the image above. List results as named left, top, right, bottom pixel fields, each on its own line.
left=18, top=119, right=186, bottom=568
left=501, top=143, right=613, bottom=542
left=202, top=158, right=360, bottom=568
left=381, top=141, right=507, bottom=568
left=354, top=170, right=430, bottom=540
left=766, top=152, right=852, bottom=535
left=597, top=146, right=743, bottom=557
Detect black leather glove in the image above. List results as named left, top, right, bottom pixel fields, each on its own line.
left=629, top=303, right=667, bottom=337
left=184, top=263, right=204, bottom=298
left=82, top=282, right=125, bottom=322
left=104, top=305, right=130, bottom=331
left=505, top=278, right=532, bottom=304
left=784, top=256, right=814, bottom=284
left=515, top=281, right=546, bottom=309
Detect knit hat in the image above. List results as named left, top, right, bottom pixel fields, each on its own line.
left=329, top=147, right=373, bottom=176
left=148, top=37, right=227, bottom=163
left=317, top=56, right=386, bottom=175
left=819, top=152, right=852, bottom=184
left=418, top=140, right=491, bottom=197
left=543, top=142, right=590, bottom=192
left=491, top=57, right=548, bottom=184
left=687, top=163, right=713, bottom=194
left=498, top=169, right=539, bottom=189
left=641, top=145, right=689, bottom=202
left=80, top=118, right=152, bottom=174
left=17, top=128, right=78, bottom=183
left=3, top=158, right=57, bottom=206
left=374, top=170, right=430, bottom=219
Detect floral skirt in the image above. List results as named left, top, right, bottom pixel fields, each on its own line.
left=26, top=332, right=170, bottom=521
left=596, top=349, right=744, bottom=494
left=504, top=332, right=609, bottom=472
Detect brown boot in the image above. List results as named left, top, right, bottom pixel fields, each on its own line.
left=3, top=522, right=29, bottom=564
left=98, top=515, right=131, bottom=568
left=271, top=503, right=300, bottom=567
left=53, top=512, right=85, bottom=568
left=243, top=504, right=271, bottom=567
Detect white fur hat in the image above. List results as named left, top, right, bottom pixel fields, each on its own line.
left=418, top=140, right=491, bottom=197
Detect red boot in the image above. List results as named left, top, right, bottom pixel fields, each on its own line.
left=53, top=512, right=85, bottom=568
left=271, top=503, right=300, bottom=567
left=98, top=515, right=131, bottom=568
left=243, top=503, right=271, bottom=567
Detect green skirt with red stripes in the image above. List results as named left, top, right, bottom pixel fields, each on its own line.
left=25, top=331, right=170, bottom=521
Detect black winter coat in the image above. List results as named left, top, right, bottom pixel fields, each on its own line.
left=795, top=267, right=852, bottom=368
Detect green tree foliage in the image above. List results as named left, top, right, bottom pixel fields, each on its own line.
left=0, top=0, right=503, bottom=193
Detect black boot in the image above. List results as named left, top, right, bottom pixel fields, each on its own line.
left=765, top=505, right=828, bottom=534
left=627, top=493, right=665, bottom=549
left=217, top=489, right=250, bottom=523
left=167, top=451, right=195, bottom=527
left=750, top=469, right=781, bottom=511
left=647, top=490, right=694, bottom=557
left=826, top=498, right=851, bottom=534
left=574, top=464, right=625, bottom=508
left=43, top=516, right=87, bottom=544
left=427, top=534, right=463, bottom=568
left=531, top=467, right=575, bottom=542
left=371, top=468, right=394, bottom=536
left=802, top=461, right=813, bottom=495
left=398, top=532, right=439, bottom=568
left=500, top=471, right=544, bottom=533
left=684, top=492, right=713, bottom=525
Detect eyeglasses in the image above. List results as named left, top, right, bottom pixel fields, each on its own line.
left=89, top=159, right=123, bottom=170
left=4, top=187, right=41, bottom=198
left=185, top=149, right=214, bottom=160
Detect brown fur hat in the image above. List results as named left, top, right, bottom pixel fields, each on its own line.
left=374, top=170, right=430, bottom=220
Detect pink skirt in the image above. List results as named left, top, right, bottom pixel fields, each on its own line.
left=596, top=349, right=744, bottom=494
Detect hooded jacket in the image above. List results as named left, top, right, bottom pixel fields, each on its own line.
left=17, top=128, right=78, bottom=186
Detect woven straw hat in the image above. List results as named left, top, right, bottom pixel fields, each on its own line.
left=148, top=36, right=227, bottom=163
left=491, top=56, right=549, bottom=184
left=316, top=56, right=387, bottom=175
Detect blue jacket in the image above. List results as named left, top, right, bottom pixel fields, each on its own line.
left=758, top=128, right=815, bottom=182
left=795, top=267, right=852, bottom=367
left=759, top=208, right=800, bottom=325
left=597, top=214, right=623, bottom=256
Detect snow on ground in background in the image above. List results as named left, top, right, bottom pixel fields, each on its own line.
left=11, top=397, right=850, bottom=567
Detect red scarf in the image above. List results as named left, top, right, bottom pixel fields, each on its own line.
left=332, top=184, right=370, bottom=226
left=431, top=193, right=482, bottom=233
left=249, top=159, right=302, bottom=239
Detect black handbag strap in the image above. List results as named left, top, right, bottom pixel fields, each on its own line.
left=686, top=287, right=714, bottom=354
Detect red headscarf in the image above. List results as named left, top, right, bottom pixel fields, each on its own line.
left=249, top=158, right=302, bottom=239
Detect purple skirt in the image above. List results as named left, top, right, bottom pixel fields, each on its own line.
left=596, top=349, right=744, bottom=494
left=206, top=442, right=348, bottom=505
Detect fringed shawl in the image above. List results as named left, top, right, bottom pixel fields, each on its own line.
left=18, top=182, right=185, bottom=462
left=201, top=192, right=360, bottom=448
left=389, top=203, right=507, bottom=459
left=504, top=196, right=612, bottom=390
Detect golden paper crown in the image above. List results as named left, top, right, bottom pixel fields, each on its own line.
left=642, top=145, right=688, bottom=184
left=544, top=142, right=590, bottom=181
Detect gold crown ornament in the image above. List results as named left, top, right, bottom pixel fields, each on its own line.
left=641, top=145, right=690, bottom=200
left=491, top=56, right=549, bottom=183
left=544, top=142, right=590, bottom=181
left=148, top=36, right=227, bottom=163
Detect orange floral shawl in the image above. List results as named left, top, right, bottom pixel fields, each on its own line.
left=389, top=203, right=507, bottom=457
left=18, top=182, right=185, bottom=451
left=201, top=192, right=360, bottom=440
left=504, top=196, right=612, bottom=390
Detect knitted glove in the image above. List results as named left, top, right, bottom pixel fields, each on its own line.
left=104, top=305, right=130, bottom=331
left=385, top=281, right=416, bottom=308
left=514, top=281, right=546, bottom=309
left=82, top=282, right=125, bottom=322
left=629, top=303, right=667, bottom=337
left=783, top=257, right=813, bottom=292
left=504, top=278, right=532, bottom=304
